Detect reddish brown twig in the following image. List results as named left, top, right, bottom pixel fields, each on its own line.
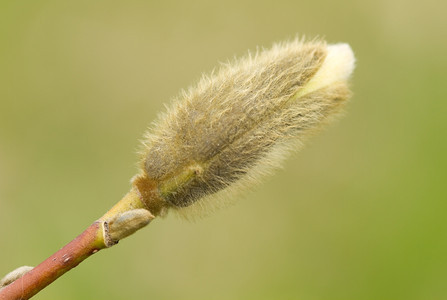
left=0, top=222, right=106, bottom=300
left=0, top=189, right=151, bottom=300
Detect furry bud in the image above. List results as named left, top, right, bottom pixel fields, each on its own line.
left=133, top=39, right=355, bottom=217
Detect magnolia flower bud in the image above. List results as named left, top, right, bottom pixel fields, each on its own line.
left=133, top=39, right=355, bottom=217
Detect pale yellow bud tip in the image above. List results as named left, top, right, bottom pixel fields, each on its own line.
left=298, top=43, right=355, bottom=97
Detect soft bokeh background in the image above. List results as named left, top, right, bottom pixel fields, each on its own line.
left=1, top=0, right=446, bottom=299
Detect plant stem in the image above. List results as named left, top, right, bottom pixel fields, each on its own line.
left=0, top=189, right=151, bottom=300
left=0, top=222, right=106, bottom=300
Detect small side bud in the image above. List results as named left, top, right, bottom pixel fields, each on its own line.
left=0, top=266, right=34, bottom=289
left=108, top=209, right=154, bottom=242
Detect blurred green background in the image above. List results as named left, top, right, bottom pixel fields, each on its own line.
left=1, top=0, right=446, bottom=299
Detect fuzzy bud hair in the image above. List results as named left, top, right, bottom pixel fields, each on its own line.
left=133, top=38, right=355, bottom=217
